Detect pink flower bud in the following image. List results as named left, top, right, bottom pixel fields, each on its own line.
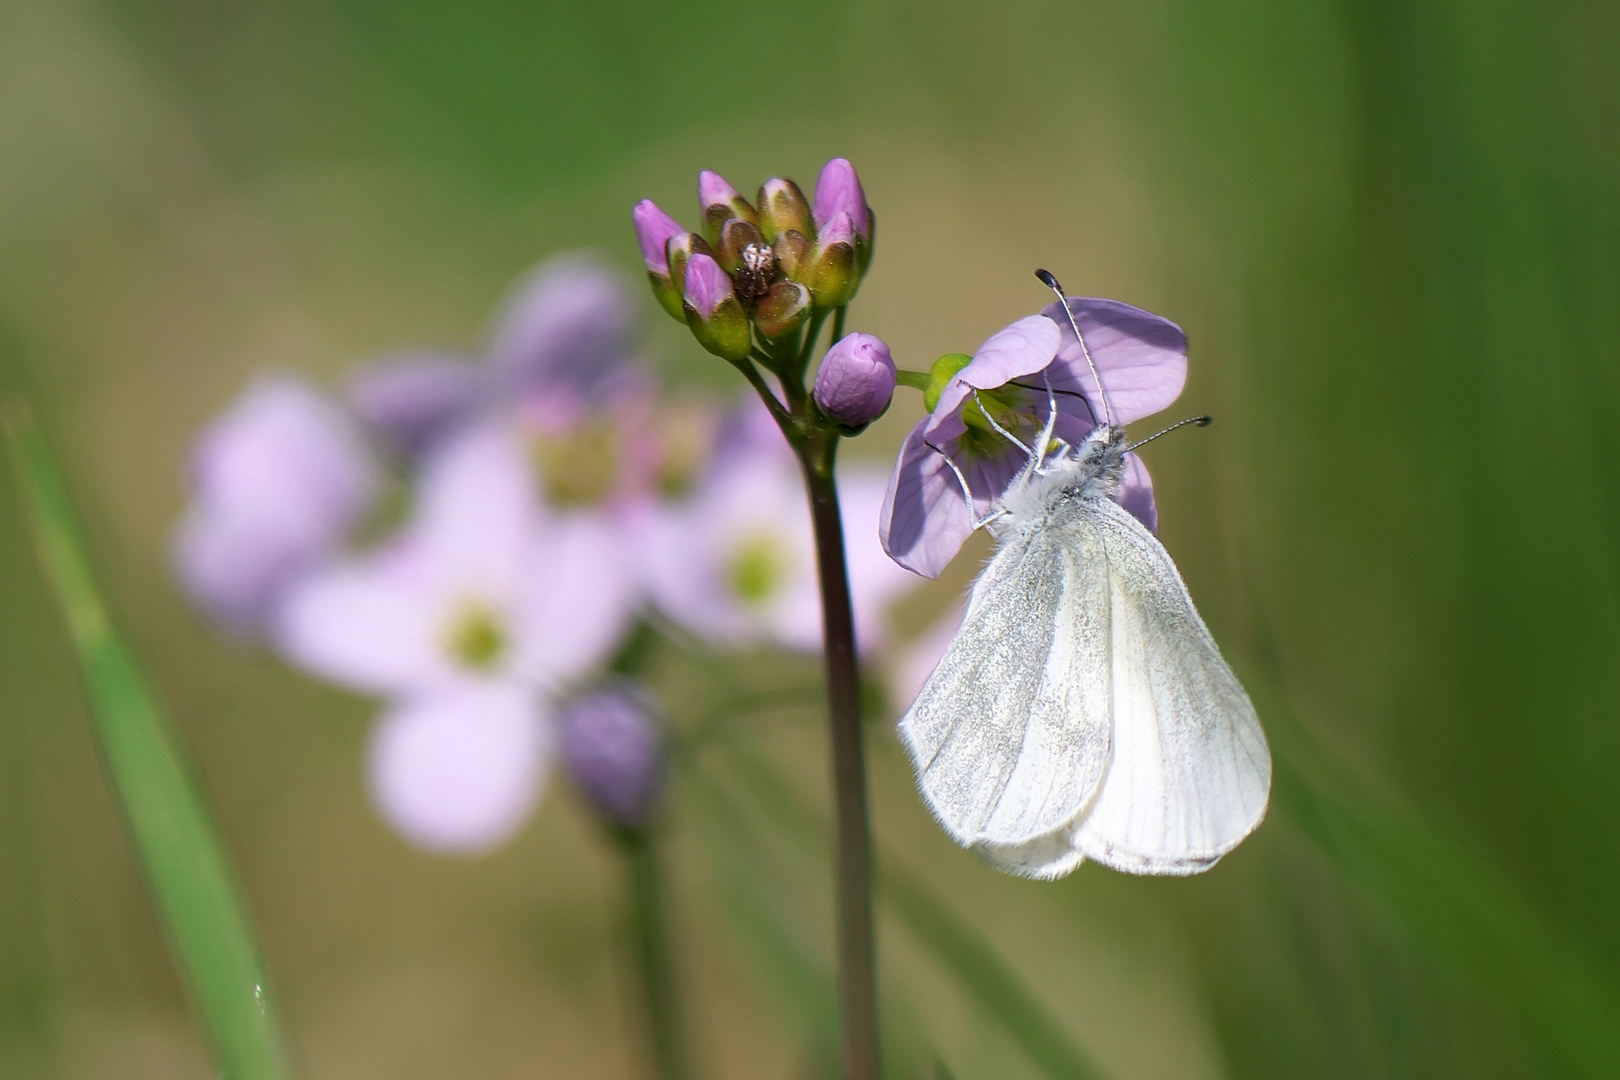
left=682, top=253, right=752, bottom=361
left=807, top=212, right=859, bottom=309
left=699, top=169, right=759, bottom=245
left=814, top=333, right=896, bottom=427
left=682, top=252, right=733, bottom=321
left=812, top=158, right=872, bottom=242
left=632, top=199, right=686, bottom=274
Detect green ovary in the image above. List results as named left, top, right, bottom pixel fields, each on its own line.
left=444, top=600, right=508, bottom=671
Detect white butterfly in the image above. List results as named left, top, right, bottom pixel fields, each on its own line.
left=899, top=276, right=1271, bottom=879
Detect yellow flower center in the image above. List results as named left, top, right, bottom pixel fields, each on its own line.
left=444, top=600, right=507, bottom=671
left=531, top=417, right=621, bottom=508
left=729, top=534, right=788, bottom=605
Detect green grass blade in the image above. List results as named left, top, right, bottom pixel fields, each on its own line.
left=2, top=403, right=296, bottom=1080
left=1271, top=712, right=1620, bottom=1078
left=879, top=867, right=1106, bottom=1080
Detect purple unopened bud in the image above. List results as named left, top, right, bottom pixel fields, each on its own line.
left=699, top=170, right=759, bottom=246
left=559, top=686, right=666, bottom=828
left=814, top=333, right=896, bottom=427
left=757, top=178, right=813, bottom=242
left=632, top=200, right=686, bottom=275
left=682, top=253, right=751, bottom=361
left=812, top=158, right=872, bottom=242
left=635, top=201, right=694, bottom=321
left=806, top=212, right=858, bottom=309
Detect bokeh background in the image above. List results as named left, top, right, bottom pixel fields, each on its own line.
left=3, top=0, right=1619, bottom=1077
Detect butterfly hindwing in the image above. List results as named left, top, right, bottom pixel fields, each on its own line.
left=1069, top=498, right=1271, bottom=874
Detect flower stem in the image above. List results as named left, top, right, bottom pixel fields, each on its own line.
left=799, top=432, right=881, bottom=1080
left=617, top=828, right=690, bottom=1080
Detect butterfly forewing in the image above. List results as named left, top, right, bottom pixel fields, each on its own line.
left=899, top=516, right=1114, bottom=861
left=1070, top=498, right=1271, bottom=874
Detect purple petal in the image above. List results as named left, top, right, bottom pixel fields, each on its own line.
left=812, top=158, right=871, bottom=239
left=176, top=372, right=379, bottom=631
left=1118, top=451, right=1158, bottom=534
left=172, top=506, right=323, bottom=636
left=411, top=424, right=538, bottom=595
left=272, top=553, right=450, bottom=696
left=928, top=316, right=1061, bottom=430
left=1039, top=297, right=1187, bottom=425
left=632, top=200, right=686, bottom=274
left=682, top=253, right=734, bottom=320
left=511, top=512, right=639, bottom=688
left=344, top=352, right=488, bottom=456
left=816, top=211, right=856, bottom=249
left=367, top=684, right=550, bottom=854
left=879, top=421, right=980, bottom=579
left=488, top=255, right=635, bottom=402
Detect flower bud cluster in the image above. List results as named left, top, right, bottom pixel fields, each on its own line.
left=633, top=159, right=875, bottom=362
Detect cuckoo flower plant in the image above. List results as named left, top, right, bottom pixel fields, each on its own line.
left=631, top=155, right=886, bottom=1080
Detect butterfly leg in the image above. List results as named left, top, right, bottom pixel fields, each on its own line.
left=925, top=440, right=1007, bottom=531
left=971, top=389, right=1033, bottom=460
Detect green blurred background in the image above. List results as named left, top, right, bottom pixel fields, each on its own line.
left=2, top=0, right=1618, bottom=1076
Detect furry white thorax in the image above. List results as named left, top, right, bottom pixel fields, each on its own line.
left=990, top=425, right=1128, bottom=538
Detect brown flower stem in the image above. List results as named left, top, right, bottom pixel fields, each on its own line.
left=799, top=430, right=881, bottom=1080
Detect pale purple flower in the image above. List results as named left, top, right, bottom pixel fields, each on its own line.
left=632, top=200, right=686, bottom=275
left=273, top=423, right=637, bottom=853
left=880, top=298, right=1188, bottom=578
left=173, top=373, right=380, bottom=634
left=815, top=333, right=896, bottom=426
left=812, top=158, right=873, bottom=242
left=641, top=398, right=918, bottom=653
left=559, top=685, right=666, bottom=828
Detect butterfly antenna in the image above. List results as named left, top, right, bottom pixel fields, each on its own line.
left=1035, top=268, right=1112, bottom=427
left=1125, top=415, right=1212, bottom=453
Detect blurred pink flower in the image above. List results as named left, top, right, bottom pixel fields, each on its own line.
left=886, top=603, right=964, bottom=713
left=172, top=373, right=380, bottom=634
left=273, top=424, right=637, bottom=853
left=641, top=398, right=918, bottom=653
left=345, top=254, right=638, bottom=455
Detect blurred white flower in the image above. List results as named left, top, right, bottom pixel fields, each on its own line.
left=273, top=424, right=636, bottom=853
left=642, top=398, right=920, bottom=654
left=172, top=373, right=381, bottom=634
